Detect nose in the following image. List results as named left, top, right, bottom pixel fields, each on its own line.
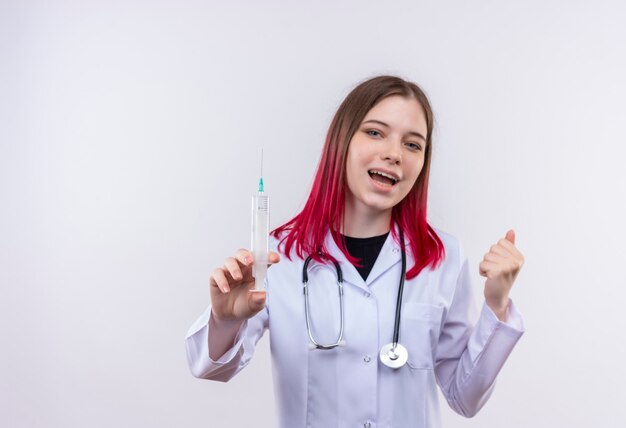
left=381, top=139, right=402, bottom=164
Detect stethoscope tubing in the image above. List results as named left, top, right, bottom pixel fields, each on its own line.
left=391, top=230, right=407, bottom=349
left=302, top=230, right=408, bottom=367
left=303, top=254, right=345, bottom=349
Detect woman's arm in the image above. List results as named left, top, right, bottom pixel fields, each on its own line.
left=434, top=238, right=525, bottom=417
left=185, top=302, right=268, bottom=382
left=185, top=248, right=279, bottom=381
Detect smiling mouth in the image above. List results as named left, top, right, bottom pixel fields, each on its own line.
left=368, top=170, right=398, bottom=186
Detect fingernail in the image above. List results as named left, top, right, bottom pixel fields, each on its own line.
left=244, top=257, right=251, bottom=265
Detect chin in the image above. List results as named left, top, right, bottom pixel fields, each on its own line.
left=363, top=199, right=396, bottom=213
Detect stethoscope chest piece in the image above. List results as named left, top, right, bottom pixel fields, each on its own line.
left=379, top=342, right=408, bottom=369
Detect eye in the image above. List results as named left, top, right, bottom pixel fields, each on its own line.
left=405, top=142, right=422, bottom=151
left=366, top=129, right=382, bottom=137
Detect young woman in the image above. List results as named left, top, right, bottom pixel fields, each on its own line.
left=186, top=75, right=525, bottom=427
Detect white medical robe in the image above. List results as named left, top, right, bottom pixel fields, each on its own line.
left=186, top=227, right=525, bottom=427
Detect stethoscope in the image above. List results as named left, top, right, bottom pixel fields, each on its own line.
left=302, top=230, right=409, bottom=369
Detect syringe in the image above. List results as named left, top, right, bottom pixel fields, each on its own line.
left=251, top=149, right=269, bottom=292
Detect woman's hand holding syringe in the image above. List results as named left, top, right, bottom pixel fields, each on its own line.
left=207, top=249, right=280, bottom=360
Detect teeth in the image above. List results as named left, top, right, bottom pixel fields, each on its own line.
left=369, top=170, right=398, bottom=184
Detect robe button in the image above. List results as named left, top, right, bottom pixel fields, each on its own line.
left=363, top=355, right=371, bottom=363
left=364, top=422, right=371, bottom=428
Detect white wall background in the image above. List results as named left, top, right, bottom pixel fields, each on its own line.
left=2, top=0, right=625, bottom=427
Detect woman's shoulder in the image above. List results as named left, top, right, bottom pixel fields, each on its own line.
left=269, top=229, right=301, bottom=260
left=266, top=231, right=304, bottom=288
left=430, top=226, right=467, bottom=269
left=431, top=226, right=458, bottom=247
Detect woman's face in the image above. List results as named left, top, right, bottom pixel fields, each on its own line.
left=345, top=95, right=427, bottom=219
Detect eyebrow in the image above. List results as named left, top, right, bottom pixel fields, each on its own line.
left=362, top=119, right=427, bottom=143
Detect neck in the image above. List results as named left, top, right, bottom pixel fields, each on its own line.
left=341, top=199, right=392, bottom=238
